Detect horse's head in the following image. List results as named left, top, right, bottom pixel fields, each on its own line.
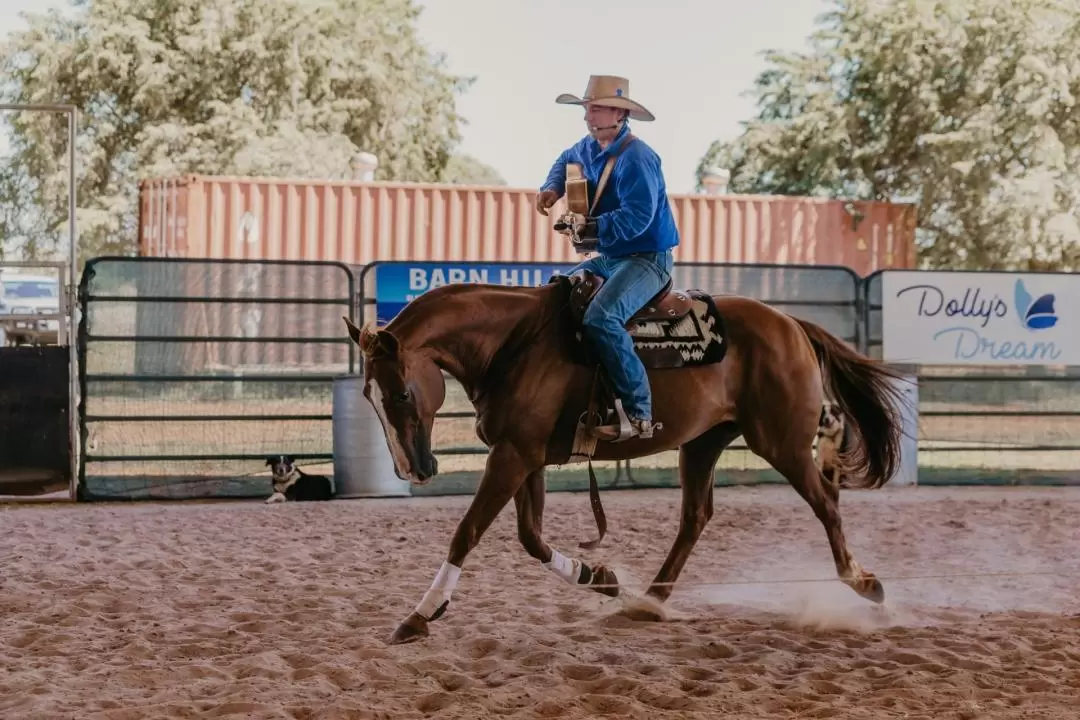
left=343, top=317, right=445, bottom=485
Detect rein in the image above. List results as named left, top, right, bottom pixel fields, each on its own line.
left=578, top=366, right=609, bottom=551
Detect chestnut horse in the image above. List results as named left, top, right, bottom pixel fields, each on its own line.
left=343, top=274, right=906, bottom=645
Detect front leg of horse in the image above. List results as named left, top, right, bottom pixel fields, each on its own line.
left=514, top=469, right=620, bottom=598
left=391, top=561, right=458, bottom=645
left=389, top=445, right=529, bottom=645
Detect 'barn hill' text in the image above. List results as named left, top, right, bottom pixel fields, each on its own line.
left=406, top=267, right=557, bottom=297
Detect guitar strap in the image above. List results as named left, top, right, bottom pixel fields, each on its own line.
left=589, top=133, right=637, bottom=216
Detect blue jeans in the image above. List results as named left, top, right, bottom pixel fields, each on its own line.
left=571, top=250, right=674, bottom=420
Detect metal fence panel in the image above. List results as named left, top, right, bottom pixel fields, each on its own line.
left=359, top=260, right=861, bottom=345
left=77, top=257, right=356, bottom=501
left=864, top=270, right=884, bottom=359
left=671, top=263, right=861, bottom=345
left=354, top=260, right=861, bottom=494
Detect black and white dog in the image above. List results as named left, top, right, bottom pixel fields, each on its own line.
left=264, top=455, right=334, bottom=503
left=814, top=401, right=848, bottom=489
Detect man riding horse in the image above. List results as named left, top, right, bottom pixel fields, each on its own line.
left=344, top=73, right=907, bottom=641
left=535, top=74, right=680, bottom=442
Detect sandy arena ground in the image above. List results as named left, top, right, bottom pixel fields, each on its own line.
left=2, top=485, right=1080, bottom=719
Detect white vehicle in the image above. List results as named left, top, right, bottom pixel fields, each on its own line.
left=0, top=273, right=62, bottom=346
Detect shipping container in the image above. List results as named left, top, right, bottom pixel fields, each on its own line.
left=139, top=175, right=917, bottom=275
left=134, top=174, right=915, bottom=375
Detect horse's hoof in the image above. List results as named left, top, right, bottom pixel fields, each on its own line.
left=856, top=575, right=885, bottom=604
left=388, top=613, right=429, bottom=645
left=590, top=564, right=620, bottom=598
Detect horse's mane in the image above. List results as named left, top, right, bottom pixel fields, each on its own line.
left=386, top=281, right=557, bottom=325
left=387, top=280, right=569, bottom=327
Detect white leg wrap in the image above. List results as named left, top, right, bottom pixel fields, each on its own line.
left=415, top=561, right=461, bottom=620
left=543, top=549, right=583, bottom=585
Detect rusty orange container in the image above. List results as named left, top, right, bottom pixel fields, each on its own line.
left=138, top=174, right=916, bottom=275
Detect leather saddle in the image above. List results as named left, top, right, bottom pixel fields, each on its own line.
left=565, top=270, right=693, bottom=329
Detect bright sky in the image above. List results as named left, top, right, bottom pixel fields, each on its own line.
left=0, top=0, right=826, bottom=193
left=413, top=0, right=823, bottom=192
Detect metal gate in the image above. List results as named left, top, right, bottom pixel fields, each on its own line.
left=77, top=257, right=356, bottom=500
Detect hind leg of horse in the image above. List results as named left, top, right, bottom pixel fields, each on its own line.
left=390, top=443, right=530, bottom=645
left=767, top=446, right=884, bottom=603
left=631, top=425, right=734, bottom=618
left=513, top=468, right=620, bottom=598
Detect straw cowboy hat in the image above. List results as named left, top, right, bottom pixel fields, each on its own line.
left=555, top=75, right=655, bottom=122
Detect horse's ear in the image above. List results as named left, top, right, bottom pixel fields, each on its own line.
left=342, top=317, right=382, bottom=356
left=344, top=317, right=400, bottom=358
left=342, top=316, right=363, bottom=346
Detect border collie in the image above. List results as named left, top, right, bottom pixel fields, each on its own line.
left=264, top=456, right=334, bottom=503
left=815, top=401, right=848, bottom=489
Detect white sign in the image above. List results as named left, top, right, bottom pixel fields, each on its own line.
left=882, top=271, right=1071, bottom=365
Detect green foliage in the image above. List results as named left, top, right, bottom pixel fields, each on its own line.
left=697, top=0, right=1080, bottom=270
left=0, top=0, right=498, bottom=260
left=440, top=153, right=506, bottom=186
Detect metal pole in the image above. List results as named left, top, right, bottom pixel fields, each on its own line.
left=67, top=107, right=78, bottom=502
left=0, top=103, right=79, bottom=501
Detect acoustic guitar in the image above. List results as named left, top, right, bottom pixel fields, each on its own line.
left=564, top=163, right=589, bottom=215
left=554, top=163, right=594, bottom=254
left=551, top=134, right=636, bottom=254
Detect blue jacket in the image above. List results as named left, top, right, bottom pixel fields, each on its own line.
left=540, top=124, right=680, bottom=257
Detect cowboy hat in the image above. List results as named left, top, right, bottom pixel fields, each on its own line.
left=555, top=75, right=655, bottom=122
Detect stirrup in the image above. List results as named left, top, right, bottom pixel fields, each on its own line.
left=590, top=399, right=662, bottom=443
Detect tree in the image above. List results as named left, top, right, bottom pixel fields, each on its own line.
left=697, top=0, right=1080, bottom=270
left=440, top=153, right=506, bottom=186
left=0, top=0, right=474, bottom=260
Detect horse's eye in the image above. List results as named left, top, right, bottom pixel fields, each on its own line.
left=396, top=390, right=412, bottom=403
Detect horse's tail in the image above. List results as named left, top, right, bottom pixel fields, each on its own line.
left=794, top=317, right=908, bottom=489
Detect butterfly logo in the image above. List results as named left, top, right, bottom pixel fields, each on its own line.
left=1014, top=279, right=1058, bottom=331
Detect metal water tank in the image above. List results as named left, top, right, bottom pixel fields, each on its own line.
left=332, top=374, right=411, bottom=498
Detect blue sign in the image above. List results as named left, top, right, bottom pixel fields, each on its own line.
left=374, top=262, right=577, bottom=324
